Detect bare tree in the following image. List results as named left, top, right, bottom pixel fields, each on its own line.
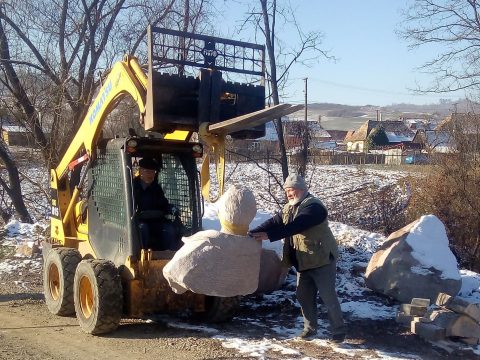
left=0, top=138, right=31, bottom=222
left=296, top=119, right=310, bottom=177
left=0, top=0, right=213, bottom=221
left=407, top=113, right=480, bottom=271
left=241, top=0, right=333, bottom=183
left=398, top=2, right=480, bottom=270
left=398, top=0, right=480, bottom=95
left=284, top=119, right=311, bottom=177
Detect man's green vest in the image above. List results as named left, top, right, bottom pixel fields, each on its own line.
left=281, top=195, right=338, bottom=271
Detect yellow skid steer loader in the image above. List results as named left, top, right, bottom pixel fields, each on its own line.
left=44, top=26, right=301, bottom=334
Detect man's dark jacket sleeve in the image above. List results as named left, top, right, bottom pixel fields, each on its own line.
left=250, top=199, right=327, bottom=241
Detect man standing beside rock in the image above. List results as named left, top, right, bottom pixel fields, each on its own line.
left=249, top=174, right=346, bottom=342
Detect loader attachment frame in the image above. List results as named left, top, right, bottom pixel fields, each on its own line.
left=144, top=26, right=267, bottom=139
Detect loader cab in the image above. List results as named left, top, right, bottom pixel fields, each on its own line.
left=86, top=136, right=203, bottom=266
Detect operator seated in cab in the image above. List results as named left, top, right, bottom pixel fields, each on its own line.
left=133, top=157, right=181, bottom=251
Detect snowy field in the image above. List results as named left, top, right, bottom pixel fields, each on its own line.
left=221, top=163, right=409, bottom=214
left=1, top=162, right=480, bottom=358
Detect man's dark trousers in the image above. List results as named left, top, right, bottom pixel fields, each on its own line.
left=296, top=258, right=345, bottom=335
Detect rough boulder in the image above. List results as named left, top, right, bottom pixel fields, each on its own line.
left=256, top=248, right=289, bottom=294
left=163, top=185, right=261, bottom=297
left=365, top=215, right=461, bottom=303
left=162, top=229, right=261, bottom=296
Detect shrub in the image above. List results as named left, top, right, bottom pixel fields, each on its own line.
left=407, top=114, right=480, bottom=271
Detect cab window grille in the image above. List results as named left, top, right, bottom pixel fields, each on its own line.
left=90, top=150, right=126, bottom=226
left=157, top=154, right=193, bottom=229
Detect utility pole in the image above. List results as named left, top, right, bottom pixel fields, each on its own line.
left=304, top=77, right=308, bottom=124
left=299, top=77, right=308, bottom=177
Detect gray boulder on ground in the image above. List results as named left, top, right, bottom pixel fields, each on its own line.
left=256, top=249, right=289, bottom=294
left=365, top=215, right=462, bottom=303
left=16, top=242, right=41, bottom=258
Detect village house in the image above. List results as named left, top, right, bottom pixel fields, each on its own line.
left=326, top=130, right=348, bottom=150
left=437, top=112, right=480, bottom=134
left=1, top=125, right=33, bottom=147
left=401, top=117, right=436, bottom=132
left=282, top=119, right=335, bottom=154
left=432, top=112, right=480, bottom=152
left=344, top=119, right=416, bottom=152
left=227, top=121, right=278, bottom=160
left=228, top=116, right=341, bottom=159
left=411, top=129, right=453, bottom=153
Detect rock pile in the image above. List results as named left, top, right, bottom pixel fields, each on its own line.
left=396, top=292, right=480, bottom=346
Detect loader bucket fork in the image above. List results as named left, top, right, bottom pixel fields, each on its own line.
left=144, top=26, right=301, bottom=201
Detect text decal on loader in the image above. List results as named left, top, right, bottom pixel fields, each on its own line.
left=50, top=189, right=60, bottom=219
left=89, top=79, right=113, bottom=125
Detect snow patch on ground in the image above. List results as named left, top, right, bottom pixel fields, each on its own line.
left=2, top=164, right=480, bottom=358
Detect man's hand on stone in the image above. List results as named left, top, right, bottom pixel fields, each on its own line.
left=248, top=231, right=268, bottom=241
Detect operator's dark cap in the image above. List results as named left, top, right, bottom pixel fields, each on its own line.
left=283, top=174, right=307, bottom=190
left=139, top=157, right=158, bottom=170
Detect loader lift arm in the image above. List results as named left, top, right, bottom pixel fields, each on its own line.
left=50, top=55, right=150, bottom=242
left=55, top=56, right=148, bottom=179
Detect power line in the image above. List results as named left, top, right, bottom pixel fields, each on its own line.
left=287, top=77, right=465, bottom=99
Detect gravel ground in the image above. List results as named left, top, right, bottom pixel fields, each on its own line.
left=1, top=245, right=478, bottom=360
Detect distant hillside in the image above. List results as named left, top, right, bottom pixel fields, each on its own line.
left=308, top=99, right=478, bottom=118
left=287, top=99, right=479, bottom=131
left=308, top=103, right=372, bottom=118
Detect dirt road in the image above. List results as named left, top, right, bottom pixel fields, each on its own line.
left=1, top=294, right=367, bottom=360
left=0, top=255, right=478, bottom=360
left=0, top=294, right=252, bottom=360
left=2, top=292, right=477, bottom=360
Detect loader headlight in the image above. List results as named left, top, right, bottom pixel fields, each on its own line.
left=126, top=139, right=137, bottom=154
left=192, top=144, right=203, bottom=157
left=127, top=139, right=138, bottom=147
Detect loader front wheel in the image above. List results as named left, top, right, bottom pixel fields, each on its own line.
left=201, top=296, right=240, bottom=323
left=43, top=247, right=81, bottom=316
left=74, top=259, right=123, bottom=335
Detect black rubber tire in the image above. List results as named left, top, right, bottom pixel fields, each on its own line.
left=73, top=259, right=123, bottom=335
left=201, top=296, right=241, bottom=323
left=43, top=247, right=82, bottom=316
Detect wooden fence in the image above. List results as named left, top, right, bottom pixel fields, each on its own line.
left=224, top=149, right=429, bottom=166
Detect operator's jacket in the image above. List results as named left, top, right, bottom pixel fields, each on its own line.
left=250, top=193, right=338, bottom=272
left=133, top=177, right=170, bottom=214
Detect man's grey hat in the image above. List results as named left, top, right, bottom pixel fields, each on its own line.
left=283, top=174, right=307, bottom=190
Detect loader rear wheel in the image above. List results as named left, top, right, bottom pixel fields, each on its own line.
left=201, top=296, right=240, bottom=323
left=43, top=247, right=81, bottom=316
left=73, top=259, right=123, bottom=335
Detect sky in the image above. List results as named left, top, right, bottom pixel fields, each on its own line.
left=215, top=0, right=467, bottom=107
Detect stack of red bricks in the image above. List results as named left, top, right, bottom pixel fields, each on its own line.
left=396, top=292, right=480, bottom=345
